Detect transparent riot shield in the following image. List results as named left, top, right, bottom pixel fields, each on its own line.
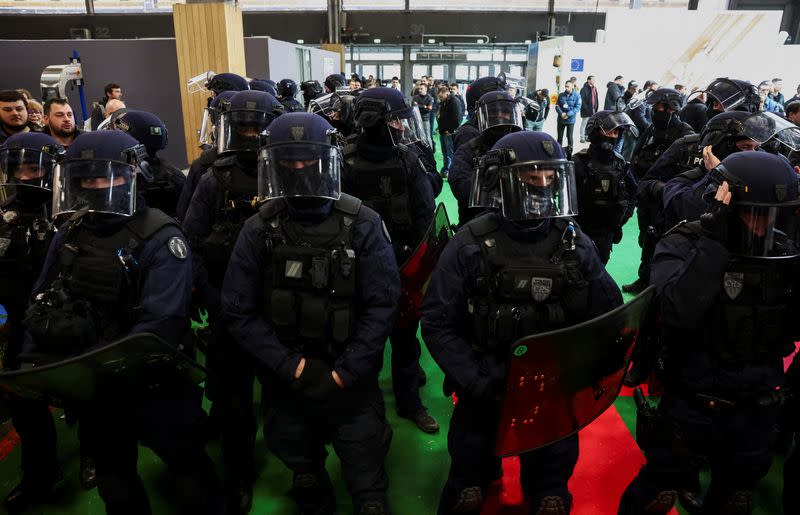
left=395, top=203, right=454, bottom=329
left=495, top=286, right=656, bottom=456
left=0, top=333, right=207, bottom=406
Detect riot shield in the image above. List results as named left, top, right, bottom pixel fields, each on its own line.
left=0, top=333, right=207, bottom=406
left=395, top=203, right=454, bottom=329
left=495, top=286, right=656, bottom=456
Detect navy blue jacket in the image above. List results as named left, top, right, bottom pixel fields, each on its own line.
left=221, top=201, right=400, bottom=388
left=26, top=212, right=192, bottom=352
left=453, top=120, right=481, bottom=151
left=661, top=168, right=710, bottom=228
left=651, top=228, right=784, bottom=393
left=420, top=213, right=622, bottom=397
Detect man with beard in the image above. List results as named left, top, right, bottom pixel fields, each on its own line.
left=0, top=90, right=39, bottom=144
left=43, top=98, right=80, bottom=148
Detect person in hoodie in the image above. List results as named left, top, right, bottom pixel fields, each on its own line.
left=421, top=130, right=622, bottom=515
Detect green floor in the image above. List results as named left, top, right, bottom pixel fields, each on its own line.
left=0, top=139, right=789, bottom=514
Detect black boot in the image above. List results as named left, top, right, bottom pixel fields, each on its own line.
left=80, top=456, right=97, bottom=490
left=400, top=409, right=439, bottom=434
left=4, top=471, right=63, bottom=514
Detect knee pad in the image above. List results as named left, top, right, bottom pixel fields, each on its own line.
left=716, top=490, right=753, bottom=515
left=643, top=490, right=677, bottom=514
left=535, top=496, right=567, bottom=515
left=358, top=501, right=387, bottom=515
left=452, top=486, right=483, bottom=513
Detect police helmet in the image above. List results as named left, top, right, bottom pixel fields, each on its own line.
left=476, top=91, right=524, bottom=135
left=354, top=87, right=428, bottom=147
left=705, top=151, right=800, bottom=258
left=54, top=131, right=148, bottom=217
left=585, top=110, right=638, bottom=150
left=0, top=132, right=62, bottom=207
left=217, top=90, right=285, bottom=155
left=258, top=112, right=341, bottom=201
left=206, top=73, right=250, bottom=96
left=277, top=79, right=299, bottom=99
left=108, top=110, right=168, bottom=158
left=249, top=80, right=278, bottom=98
left=324, top=74, right=347, bottom=93
left=466, top=76, right=508, bottom=115
left=475, top=131, right=578, bottom=221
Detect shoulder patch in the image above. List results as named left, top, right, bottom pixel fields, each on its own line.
left=167, top=236, right=188, bottom=260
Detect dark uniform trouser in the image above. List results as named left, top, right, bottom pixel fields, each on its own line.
left=265, top=386, right=393, bottom=514
left=619, top=394, right=778, bottom=515
left=81, top=386, right=224, bottom=515
left=439, top=396, right=579, bottom=515
left=389, top=319, right=424, bottom=415
left=209, top=321, right=257, bottom=485
left=584, top=230, right=615, bottom=265
left=2, top=301, right=59, bottom=484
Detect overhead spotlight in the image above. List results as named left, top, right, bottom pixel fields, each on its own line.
left=524, top=39, right=532, bottom=44
left=374, top=38, right=381, bottom=43
left=428, top=38, right=436, bottom=44
left=476, top=38, right=484, bottom=43
left=297, top=39, right=304, bottom=44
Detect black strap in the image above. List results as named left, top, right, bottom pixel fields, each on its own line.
left=677, top=167, right=705, bottom=181
left=334, top=193, right=362, bottom=216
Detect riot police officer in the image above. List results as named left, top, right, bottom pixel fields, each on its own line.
left=300, top=80, right=324, bottom=109
left=618, top=151, right=800, bottom=515
left=421, top=131, right=623, bottom=515
left=572, top=110, right=639, bottom=264
left=324, top=74, right=347, bottom=94
left=649, top=78, right=761, bottom=183
left=309, top=91, right=358, bottom=140
left=661, top=111, right=767, bottom=230
left=107, top=110, right=185, bottom=218
left=449, top=90, right=523, bottom=225
left=277, top=79, right=305, bottom=113
left=177, top=90, right=238, bottom=220
left=453, top=76, right=509, bottom=150
left=222, top=112, right=398, bottom=515
left=182, top=89, right=283, bottom=514
left=0, top=133, right=62, bottom=513
left=623, top=88, right=694, bottom=293
left=343, top=87, right=439, bottom=433
left=23, top=130, right=224, bottom=515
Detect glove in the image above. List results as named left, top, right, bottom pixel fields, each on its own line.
left=292, top=358, right=339, bottom=401
left=700, top=194, right=731, bottom=241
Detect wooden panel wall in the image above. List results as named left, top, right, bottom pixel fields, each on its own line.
left=320, top=43, right=346, bottom=74
left=173, top=2, right=246, bottom=163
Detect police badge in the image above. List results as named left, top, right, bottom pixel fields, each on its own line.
left=0, top=237, right=11, bottom=258
left=723, top=272, right=744, bottom=300
left=541, top=140, right=555, bottom=157
left=601, top=179, right=610, bottom=193
left=530, top=277, right=553, bottom=302
left=167, top=236, right=188, bottom=260
left=291, top=126, right=305, bottom=141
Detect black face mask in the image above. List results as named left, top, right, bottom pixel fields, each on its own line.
left=707, top=106, right=724, bottom=119
left=13, top=185, right=51, bottom=208
left=651, top=110, right=674, bottom=130
left=79, top=188, right=115, bottom=211
left=590, top=133, right=617, bottom=153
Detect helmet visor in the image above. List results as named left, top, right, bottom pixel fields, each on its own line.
left=596, top=111, right=639, bottom=138
left=694, top=79, right=749, bottom=111
left=469, top=162, right=502, bottom=210
left=217, top=110, right=275, bottom=154
left=387, top=107, right=428, bottom=147
left=499, top=160, right=578, bottom=221
left=198, top=108, right=215, bottom=147
left=258, top=142, right=342, bottom=201
left=54, top=160, right=136, bottom=217
left=477, top=100, right=524, bottom=133
left=727, top=203, right=800, bottom=258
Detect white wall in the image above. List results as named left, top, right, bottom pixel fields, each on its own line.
left=265, top=37, right=340, bottom=84
left=531, top=9, right=798, bottom=111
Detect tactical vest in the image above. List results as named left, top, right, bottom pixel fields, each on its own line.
left=0, top=209, right=54, bottom=303
left=673, top=134, right=703, bottom=174
left=26, top=208, right=176, bottom=353
left=344, top=146, right=414, bottom=246
left=670, top=222, right=800, bottom=364
left=260, top=194, right=361, bottom=354
left=630, top=125, right=677, bottom=179
left=201, top=158, right=259, bottom=286
left=466, top=216, right=589, bottom=353
left=576, top=151, right=629, bottom=229
left=138, top=161, right=184, bottom=218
